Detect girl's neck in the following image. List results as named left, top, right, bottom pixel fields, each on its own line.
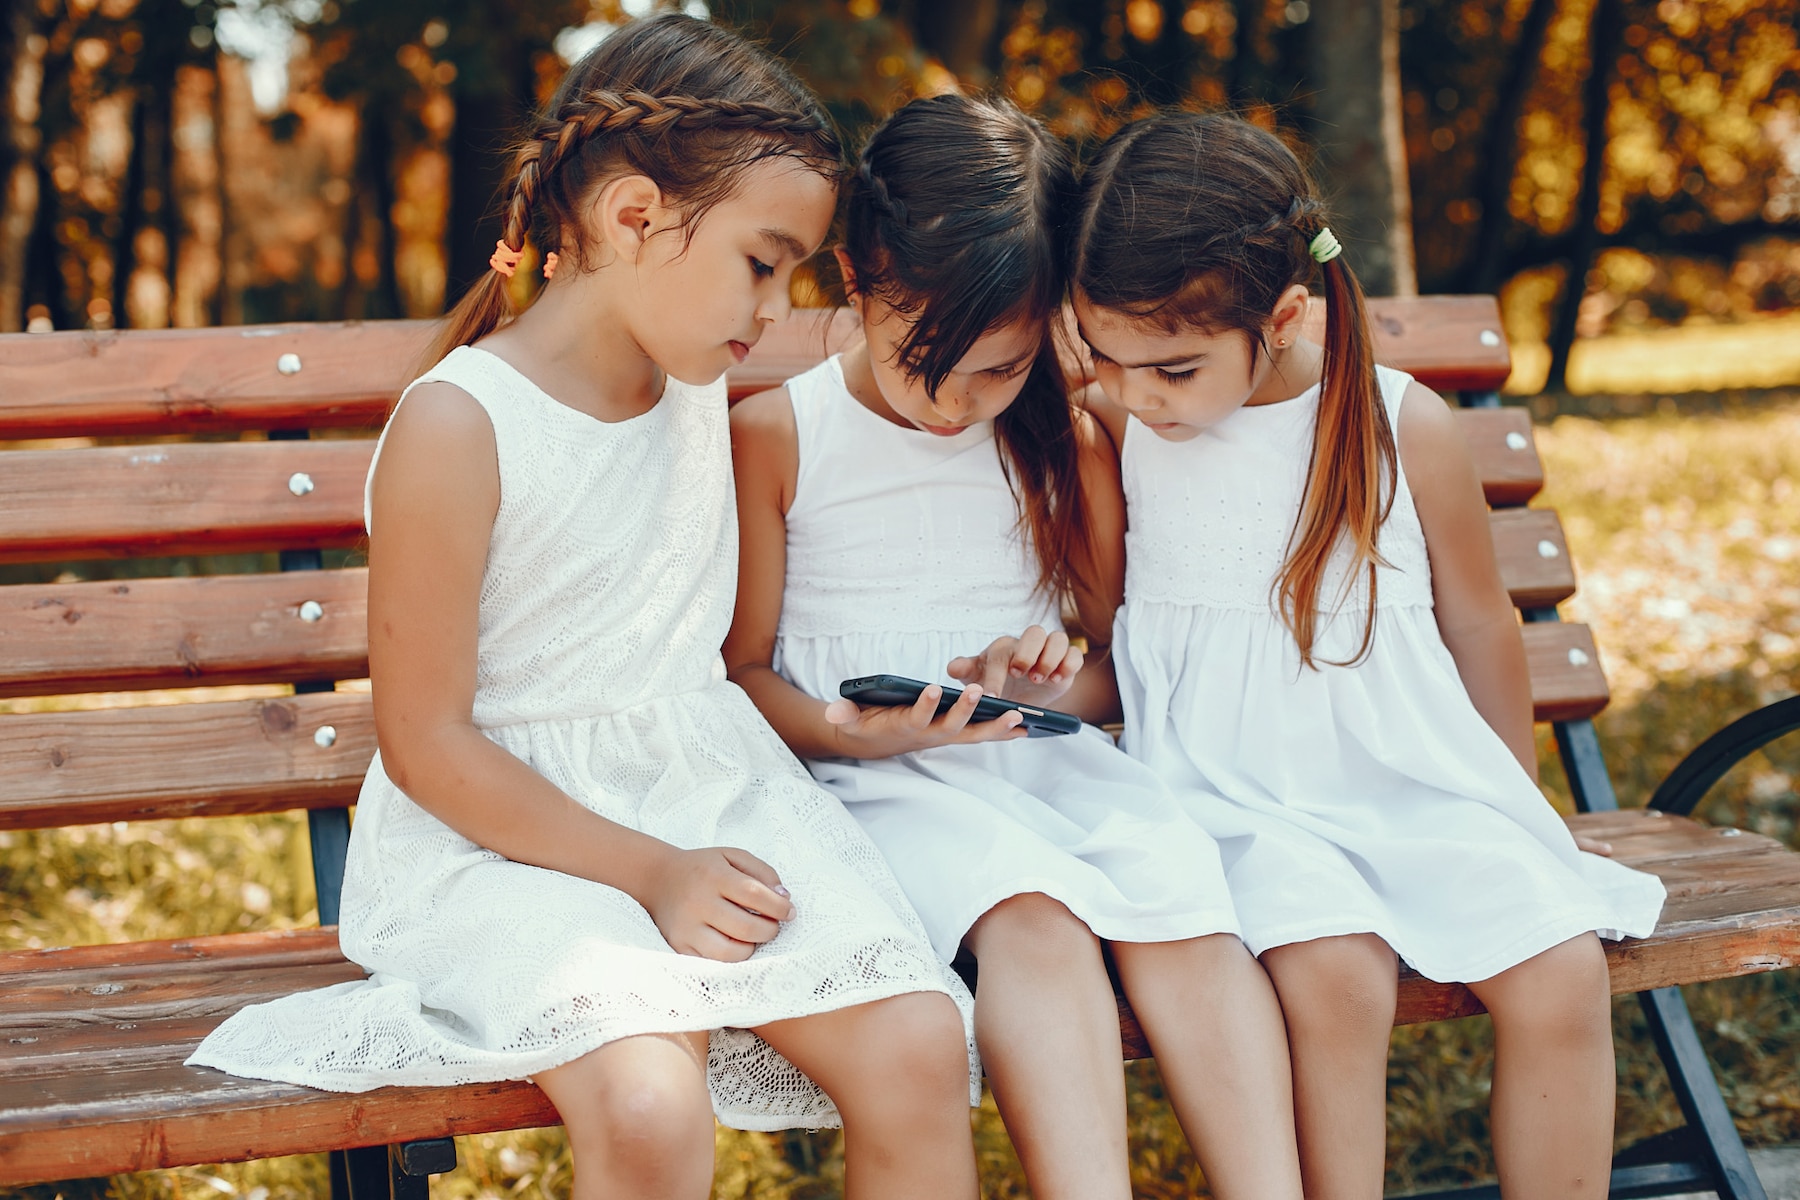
left=1245, top=337, right=1326, bottom=408
left=838, top=342, right=910, bottom=430
left=477, top=272, right=666, bottom=423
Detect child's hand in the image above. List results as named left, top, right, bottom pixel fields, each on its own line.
left=823, top=681, right=1029, bottom=758
left=1574, top=834, right=1615, bottom=857
left=641, top=846, right=795, bottom=962
left=947, top=625, right=1082, bottom=706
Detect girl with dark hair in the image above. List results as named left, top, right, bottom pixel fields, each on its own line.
left=190, top=17, right=984, bottom=1199
left=1069, top=110, right=1665, bottom=1199
left=726, top=94, right=1303, bottom=1200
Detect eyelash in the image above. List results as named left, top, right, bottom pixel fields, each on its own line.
left=1156, top=367, right=1198, bottom=384
left=987, top=363, right=1029, bottom=380
left=749, top=258, right=775, bottom=279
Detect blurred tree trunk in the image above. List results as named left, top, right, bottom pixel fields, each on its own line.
left=902, top=0, right=1002, bottom=77
left=1545, top=0, right=1625, bottom=392
left=1309, top=0, right=1416, bottom=296
left=0, top=1, right=48, bottom=332
left=1464, top=0, right=1556, bottom=294
left=1231, top=0, right=1275, bottom=111
left=445, top=43, right=531, bottom=310
left=343, top=106, right=401, bottom=319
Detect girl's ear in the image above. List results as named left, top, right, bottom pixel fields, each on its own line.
left=590, top=174, right=666, bottom=265
left=1267, top=282, right=1311, bottom=344
left=833, top=246, right=859, bottom=305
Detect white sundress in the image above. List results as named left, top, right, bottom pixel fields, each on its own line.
left=1113, top=364, right=1666, bottom=982
left=770, top=356, right=1240, bottom=964
left=189, top=346, right=979, bottom=1129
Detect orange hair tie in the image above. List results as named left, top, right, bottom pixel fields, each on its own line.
left=488, top=239, right=523, bottom=278
left=542, top=252, right=560, bottom=280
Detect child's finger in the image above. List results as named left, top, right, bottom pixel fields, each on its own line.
left=1050, top=644, right=1085, bottom=682
left=711, top=897, right=783, bottom=944
left=1030, top=630, right=1071, bottom=682
left=955, top=707, right=1025, bottom=743
left=689, top=926, right=756, bottom=963
left=932, top=683, right=982, bottom=734
left=824, top=698, right=861, bottom=725
left=720, top=846, right=788, bottom=895
left=907, top=684, right=946, bottom=729
left=945, top=655, right=980, bottom=682
left=1009, top=626, right=1049, bottom=677
left=721, top=868, right=796, bottom=924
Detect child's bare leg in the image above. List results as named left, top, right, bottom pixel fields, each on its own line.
left=1112, top=934, right=1303, bottom=1200
left=962, top=892, right=1131, bottom=1200
left=1465, top=933, right=1613, bottom=1199
left=533, top=1030, right=715, bottom=1200
left=756, top=991, right=977, bottom=1200
left=1260, top=933, right=1398, bottom=1200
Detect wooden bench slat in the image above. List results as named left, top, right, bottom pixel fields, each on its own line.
left=0, top=322, right=431, bottom=440
left=0, top=299, right=1508, bottom=441
left=0, top=692, right=372, bottom=829
left=1491, top=509, right=1575, bottom=610
left=1457, top=407, right=1543, bottom=507
left=0, top=441, right=371, bottom=565
left=1522, top=621, right=1610, bottom=722
left=0, top=570, right=368, bottom=698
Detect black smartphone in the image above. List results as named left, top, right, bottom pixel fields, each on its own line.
left=838, top=674, right=1082, bottom=738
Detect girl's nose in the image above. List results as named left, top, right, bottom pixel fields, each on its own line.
left=932, top=390, right=969, bottom=419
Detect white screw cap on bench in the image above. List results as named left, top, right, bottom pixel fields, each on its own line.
left=287, top=472, right=314, bottom=496
left=1568, top=647, right=1590, bottom=666
left=1537, top=540, right=1561, bottom=559
left=1506, top=431, right=1529, bottom=451
left=298, top=600, right=324, bottom=622
left=314, top=725, right=337, bottom=748
left=277, top=353, right=303, bottom=375
left=1479, top=329, right=1501, bottom=347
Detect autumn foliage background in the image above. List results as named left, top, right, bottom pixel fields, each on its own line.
left=2, top=0, right=1799, bottom=1197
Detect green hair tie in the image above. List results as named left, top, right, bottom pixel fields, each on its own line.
left=1309, top=227, right=1342, bottom=264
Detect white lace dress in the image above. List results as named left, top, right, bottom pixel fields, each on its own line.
left=189, top=346, right=978, bottom=1129
left=1113, top=365, right=1665, bottom=982
left=770, top=357, right=1240, bottom=963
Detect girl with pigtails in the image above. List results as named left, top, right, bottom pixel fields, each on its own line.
left=727, top=95, right=1304, bottom=1200
left=1067, top=111, right=1666, bottom=1199
left=190, top=17, right=985, bottom=1199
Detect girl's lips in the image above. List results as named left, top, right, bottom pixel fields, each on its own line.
left=728, top=340, right=750, bottom=364
left=920, top=422, right=967, bottom=437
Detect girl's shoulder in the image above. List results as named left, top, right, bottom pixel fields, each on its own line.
left=1076, top=381, right=1129, bottom=459
left=728, top=384, right=800, bottom=509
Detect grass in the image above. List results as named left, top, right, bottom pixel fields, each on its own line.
left=5, top=395, right=1799, bottom=1198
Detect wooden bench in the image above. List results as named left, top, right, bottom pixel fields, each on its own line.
left=2, top=298, right=1797, bottom=1199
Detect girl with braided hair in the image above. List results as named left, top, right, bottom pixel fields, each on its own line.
left=190, top=17, right=984, bottom=1199
left=1068, top=111, right=1665, bottom=1199
left=726, top=94, right=1304, bottom=1200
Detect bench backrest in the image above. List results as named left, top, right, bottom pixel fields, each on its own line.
left=0, top=298, right=1606, bottom=846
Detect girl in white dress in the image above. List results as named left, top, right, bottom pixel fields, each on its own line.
left=726, top=95, right=1303, bottom=1200
left=189, top=18, right=983, bottom=1200
left=1066, top=111, right=1667, bottom=1200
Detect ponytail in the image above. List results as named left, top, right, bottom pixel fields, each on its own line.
left=1278, top=251, right=1396, bottom=668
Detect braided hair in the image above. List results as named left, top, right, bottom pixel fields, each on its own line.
left=840, top=94, right=1092, bottom=603
left=1069, top=111, right=1395, bottom=668
left=427, top=14, right=842, bottom=368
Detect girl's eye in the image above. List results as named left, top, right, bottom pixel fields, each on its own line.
left=1088, top=348, right=1115, bottom=367
left=1156, top=367, right=1198, bottom=384
left=749, top=258, right=775, bottom=279
left=986, top=362, right=1029, bottom=380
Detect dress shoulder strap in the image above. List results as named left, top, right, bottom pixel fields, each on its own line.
left=364, top=345, right=527, bottom=534
left=783, top=355, right=849, bottom=513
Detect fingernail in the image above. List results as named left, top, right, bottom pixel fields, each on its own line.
left=774, top=885, right=790, bottom=897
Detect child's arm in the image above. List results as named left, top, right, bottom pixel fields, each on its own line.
left=945, top=405, right=1128, bottom=724
left=724, top=386, right=1030, bottom=758
left=1397, top=382, right=1539, bottom=782
left=368, top=383, right=793, bottom=960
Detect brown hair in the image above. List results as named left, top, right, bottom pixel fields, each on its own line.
left=1070, top=112, right=1395, bottom=667
left=843, top=94, right=1091, bottom=600
left=425, top=14, right=842, bottom=369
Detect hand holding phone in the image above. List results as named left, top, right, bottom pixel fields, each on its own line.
left=836, top=675, right=1081, bottom=740
left=822, top=677, right=1033, bottom=759
left=946, top=625, right=1082, bottom=709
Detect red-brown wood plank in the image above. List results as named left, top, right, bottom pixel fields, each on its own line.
left=0, top=570, right=368, bottom=698
left=0, top=691, right=373, bottom=829
left=0, top=322, right=431, bottom=440
left=1491, top=508, right=1576, bottom=610
left=1458, top=408, right=1543, bottom=507
left=0, top=298, right=1507, bottom=440
left=1523, top=621, right=1610, bottom=722
left=0, top=440, right=372, bottom=565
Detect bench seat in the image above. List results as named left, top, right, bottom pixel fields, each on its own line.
left=4, top=810, right=1796, bottom=1185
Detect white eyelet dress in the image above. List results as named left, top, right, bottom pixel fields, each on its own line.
left=1112, top=364, right=1665, bottom=982
left=189, top=346, right=978, bottom=1129
left=771, top=357, right=1241, bottom=964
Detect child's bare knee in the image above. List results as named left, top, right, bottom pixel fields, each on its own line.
left=967, top=892, right=1099, bottom=966
left=844, top=992, right=970, bottom=1112
left=565, top=1067, right=713, bottom=1190
left=1266, top=936, right=1397, bottom=1039
left=1483, top=935, right=1611, bottom=1041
